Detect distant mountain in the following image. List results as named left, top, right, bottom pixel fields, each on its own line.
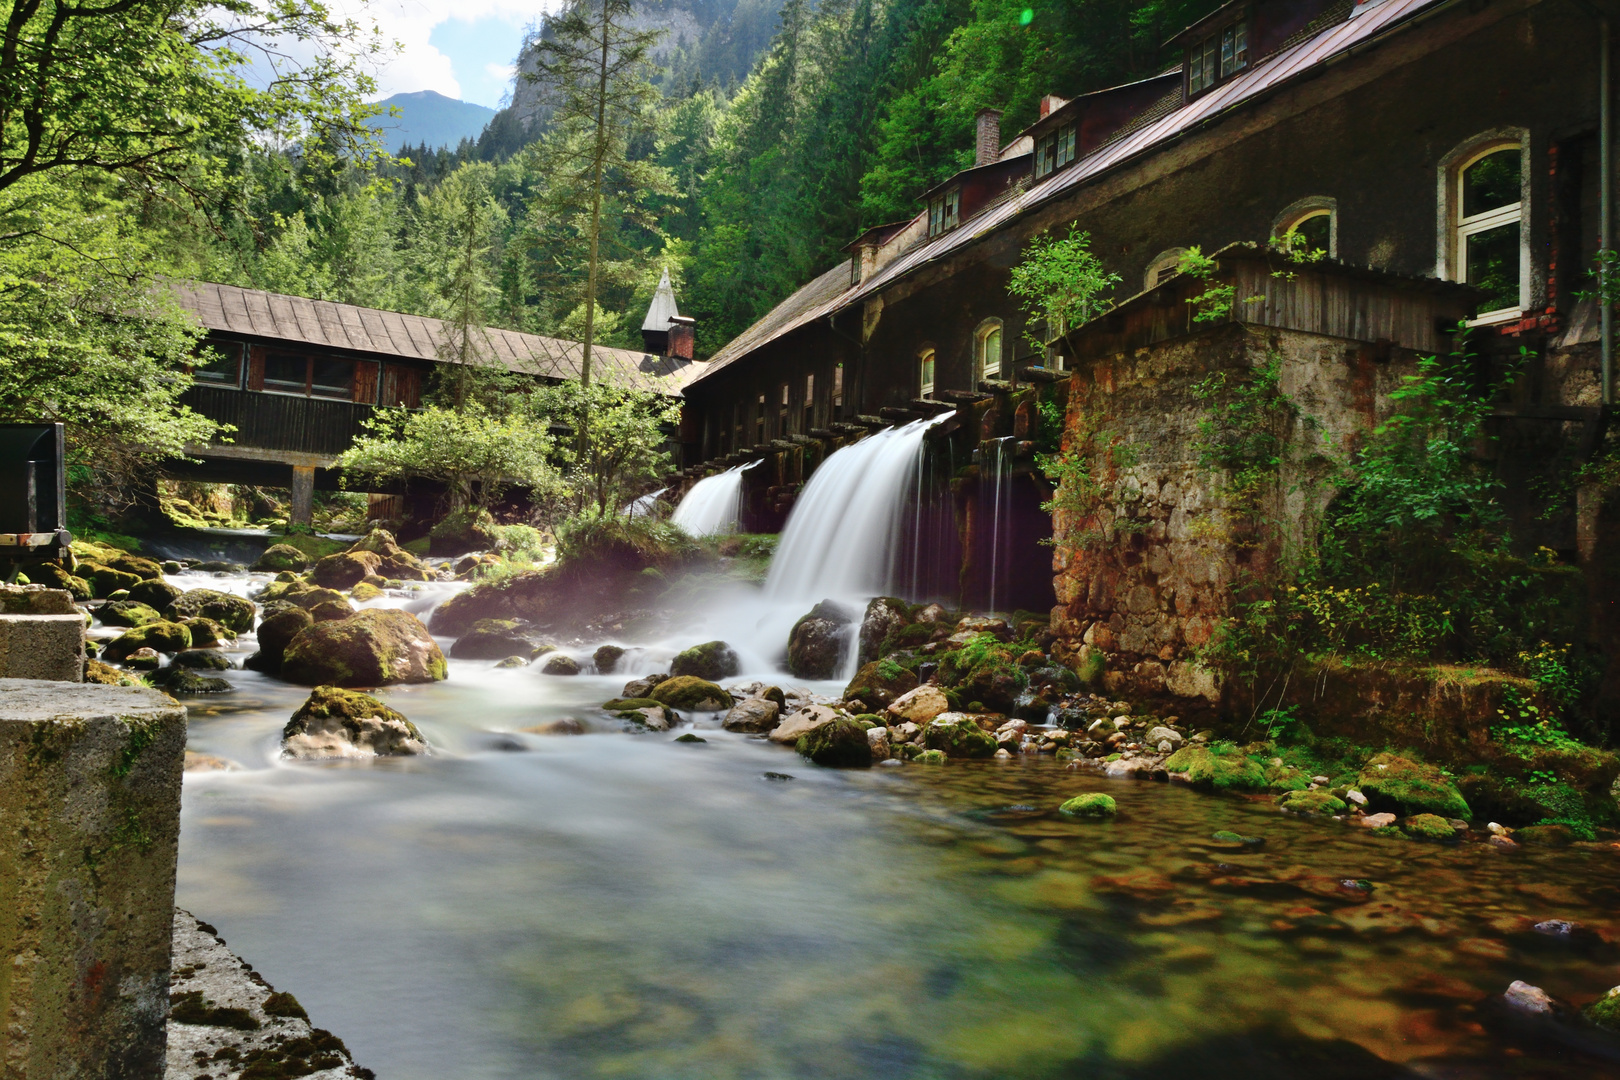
left=369, top=91, right=497, bottom=152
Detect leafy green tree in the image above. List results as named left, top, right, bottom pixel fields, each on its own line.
left=528, top=379, right=681, bottom=517
left=1007, top=225, right=1119, bottom=351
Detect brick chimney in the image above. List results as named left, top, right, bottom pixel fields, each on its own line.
left=1039, top=94, right=1067, bottom=119
left=975, top=108, right=1003, bottom=167
left=667, top=316, right=695, bottom=361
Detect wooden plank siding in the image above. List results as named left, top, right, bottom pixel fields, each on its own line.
left=182, top=385, right=375, bottom=457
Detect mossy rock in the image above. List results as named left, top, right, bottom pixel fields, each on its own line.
left=253, top=544, right=310, bottom=572
left=922, top=713, right=998, bottom=759
left=796, top=718, right=873, bottom=768
left=916, top=749, right=947, bottom=765
left=450, top=619, right=534, bottom=660
left=127, top=579, right=182, bottom=610
left=429, top=507, right=500, bottom=556
left=1059, top=793, right=1117, bottom=818
left=173, top=649, right=232, bottom=671
left=283, top=685, right=427, bottom=758
left=152, top=667, right=233, bottom=694
left=1514, top=823, right=1576, bottom=846
left=670, top=640, right=740, bottom=681
left=166, top=589, right=255, bottom=634
left=73, top=544, right=162, bottom=580
left=1263, top=762, right=1312, bottom=793
left=84, top=658, right=142, bottom=686
left=311, top=550, right=383, bottom=589
left=309, top=600, right=354, bottom=623
left=786, top=600, right=855, bottom=679
left=540, top=653, right=581, bottom=676
left=281, top=608, right=448, bottom=687
left=1162, top=743, right=1268, bottom=791
left=102, top=620, right=192, bottom=660
left=350, top=582, right=383, bottom=602
left=246, top=607, right=314, bottom=674
left=594, top=645, right=626, bottom=673
left=650, top=676, right=733, bottom=711
left=30, top=561, right=91, bottom=599
left=1584, top=987, right=1620, bottom=1032
left=1401, top=813, right=1456, bottom=840
left=347, top=528, right=402, bottom=556
left=99, top=600, right=163, bottom=628
left=843, top=658, right=919, bottom=710
left=286, top=586, right=348, bottom=612
left=603, top=697, right=662, bottom=711
left=179, top=617, right=232, bottom=647
left=1357, top=752, right=1470, bottom=820
left=1277, top=789, right=1347, bottom=816
left=81, top=563, right=143, bottom=598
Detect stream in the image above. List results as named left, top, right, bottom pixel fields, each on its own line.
left=164, top=572, right=1620, bottom=1080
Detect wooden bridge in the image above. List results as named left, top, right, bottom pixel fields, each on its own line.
left=169, top=282, right=707, bottom=524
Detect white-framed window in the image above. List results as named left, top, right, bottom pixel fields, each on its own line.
left=1144, top=247, right=1189, bottom=291
left=1219, top=20, right=1248, bottom=78
left=975, top=319, right=1003, bottom=380
left=1188, top=34, right=1216, bottom=95
left=1272, top=197, right=1337, bottom=258
left=1036, top=124, right=1078, bottom=179
left=918, top=348, right=936, bottom=398
left=1455, top=144, right=1524, bottom=322
left=927, top=189, right=961, bottom=237
left=1188, top=17, right=1247, bottom=96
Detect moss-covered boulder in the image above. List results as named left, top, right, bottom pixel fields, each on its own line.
left=923, top=713, right=998, bottom=759
left=152, top=667, right=233, bottom=694
left=1163, top=743, right=1268, bottom=791
left=670, top=640, right=740, bottom=681
left=127, top=579, right=182, bottom=610
left=1357, top=752, right=1470, bottom=820
left=451, top=619, right=534, bottom=660
left=938, top=635, right=1029, bottom=714
left=166, top=589, right=255, bottom=634
left=309, top=600, right=354, bottom=623
left=650, top=676, right=732, bottom=711
left=99, top=600, right=163, bottom=628
left=31, top=561, right=91, bottom=599
left=603, top=697, right=663, bottom=711
left=83, top=658, right=142, bottom=686
left=179, top=617, right=231, bottom=647
left=787, top=600, right=855, bottom=679
left=282, top=685, right=428, bottom=758
left=253, top=544, right=310, bottom=572
left=429, top=507, right=499, bottom=556
left=350, top=583, right=383, bottom=602
left=102, top=620, right=192, bottom=660
left=594, top=645, right=625, bottom=673
left=796, top=718, right=873, bottom=767
left=173, top=649, right=232, bottom=671
left=1059, top=793, right=1117, bottom=818
left=540, top=653, right=581, bottom=676
left=73, top=543, right=161, bottom=579
left=281, top=608, right=448, bottom=687
left=81, top=563, right=142, bottom=598
left=1277, top=789, right=1347, bottom=816
left=311, top=550, right=382, bottom=589
left=1514, top=823, right=1576, bottom=846
left=857, top=596, right=912, bottom=667
left=378, top=552, right=434, bottom=582
left=1583, top=987, right=1620, bottom=1032
left=347, top=529, right=401, bottom=555
left=246, top=607, right=314, bottom=674
left=843, top=658, right=918, bottom=710
left=1402, top=813, right=1457, bottom=840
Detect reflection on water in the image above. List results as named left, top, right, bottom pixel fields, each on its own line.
left=174, top=591, right=1620, bottom=1080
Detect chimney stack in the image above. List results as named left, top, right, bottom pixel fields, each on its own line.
left=975, top=108, right=1003, bottom=167
left=667, top=316, right=695, bottom=361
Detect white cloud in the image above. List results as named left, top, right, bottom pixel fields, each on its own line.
left=337, top=0, right=558, bottom=102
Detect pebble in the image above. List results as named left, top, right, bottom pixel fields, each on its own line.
left=1358, top=813, right=1396, bottom=828
left=879, top=758, right=903, bottom=767
left=1488, top=835, right=1520, bottom=850
left=1503, top=980, right=1556, bottom=1015
left=1311, top=775, right=1330, bottom=784
left=1346, top=789, right=1368, bottom=806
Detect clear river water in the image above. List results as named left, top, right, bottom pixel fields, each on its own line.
left=162, top=573, right=1620, bottom=1080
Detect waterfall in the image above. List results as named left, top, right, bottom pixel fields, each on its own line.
left=983, top=437, right=1014, bottom=615
left=670, top=464, right=751, bottom=536
left=625, top=488, right=666, bottom=520
left=765, top=414, right=950, bottom=604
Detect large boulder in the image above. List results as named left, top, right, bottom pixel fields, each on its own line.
left=80, top=563, right=142, bottom=598
left=886, top=685, right=950, bottom=725
left=650, top=676, right=732, bottom=711
left=768, top=704, right=838, bottom=744
left=179, top=617, right=232, bottom=647
left=102, top=620, right=192, bottom=660
left=99, top=600, right=163, bottom=628
left=282, top=685, right=429, bottom=759
left=30, top=561, right=91, bottom=599
left=127, top=579, right=183, bottom=610
left=843, top=659, right=918, bottom=710
left=166, top=589, right=255, bottom=634
left=938, top=636, right=1029, bottom=713
left=670, top=640, right=740, bottom=682
left=1162, top=744, right=1268, bottom=791
left=429, top=507, right=499, bottom=556
left=245, top=607, right=313, bottom=673
left=347, top=529, right=402, bottom=555
left=797, top=718, right=873, bottom=767
left=1357, top=752, right=1471, bottom=819
left=722, top=697, right=780, bottom=733
left=281, top=608, right=448, bottom=687
left=450, top=619, right=534, bottom=660
left=253, top=544, right=309, bottom=572
left=594, top=645, right=625, bottom=673
left=922, top=713, right=998, bottom=759
left=311, top=550, right=382, bottom=589
left=787, top=600, right=855, bottom=680
left=857, top=596, right=912, bottom=667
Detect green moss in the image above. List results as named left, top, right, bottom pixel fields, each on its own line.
left=1163, top=742, right=1268, bottom=791
left=103, top=620, right=192, bottom=659
left=649, top=676, right=732, bottom=711
left=603, top=698, right=662, bottom=710
left=670, top=640, right=740, bottom=681
left=1584, top=987, right=1620, bottom=1032
left=1212, top=830, right=1244, bottom=842
left=1059, top=793, right=1117, bottom=818
left=1515, top=823, right=1576, bottom=846
left=674, top=733, right=707, bottom=744
left=923, top=714, right=997, bottom=759
left=1357, top=752, right=1470, bottom=819
left=796, top=719, right=873, bottom=767
left=843, top=659, right=919, bottom=706
left=1401, top=813, right=1456, bottom=840
left=170, top=990, right=259, bottom=1031
left=1277, top=789, right=1347, bottom=816
left=916, top=749, right=947, bottom=765
left=262, top=991, right=308, bottom=1020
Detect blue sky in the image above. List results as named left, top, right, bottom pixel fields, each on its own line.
left=360, top=0, right=558, bottom=107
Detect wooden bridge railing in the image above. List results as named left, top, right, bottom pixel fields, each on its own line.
left=180, top=386, right=376, bottom=458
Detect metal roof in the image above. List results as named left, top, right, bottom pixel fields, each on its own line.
left=174, top=280, right=708, bottom=395
left=641, top=266, right=681, bottom=332
left=690, top=0, right=1450, bottom=388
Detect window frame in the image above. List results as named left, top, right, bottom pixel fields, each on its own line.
left=1271, top=197, right=1338, bottom=258
left=975, top=319, right=1003, bottom=381
left=1436, top=131, right=1530, bottom=326
left=1186, top=14, right=1247, bottom=98
left=918, top=348, right=936, bottom=399
left=1143, top=247, right=1189, bottom=291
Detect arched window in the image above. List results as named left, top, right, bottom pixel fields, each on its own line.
left=975, top=320, right=1003, bottom=381
left=1272, top=197, right=1337, bottom=258
left=1439, top=131, right=1528, bottom=323
left=918, top=348, right=936, bottom=398
left=1144, top=248, right=1188, bottom=291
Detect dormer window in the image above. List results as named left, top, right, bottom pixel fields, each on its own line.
left=1188, top=17, right=1247, bottom=96
left=1035, top=123, right=1077, bottom=180
left=927, top=189, right=960, bottom=237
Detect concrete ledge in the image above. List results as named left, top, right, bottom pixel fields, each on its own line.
left=0, top=614, right=85, bottom=681
left=0, top=680, right=186, bottom=1079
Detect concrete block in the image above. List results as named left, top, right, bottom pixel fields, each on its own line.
left=0, top=614, right=85, bottom=681
left=0, top=680, right=186, bottom=1079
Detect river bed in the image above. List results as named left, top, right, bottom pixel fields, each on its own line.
left=168, top=573, right=1620, bottom=1080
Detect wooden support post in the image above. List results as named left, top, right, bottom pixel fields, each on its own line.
left=290, top=466, right=315, bottom=528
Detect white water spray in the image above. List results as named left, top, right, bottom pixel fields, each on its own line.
left=671, top=463, right=753, bottom=536
left=625, top=488, right=667, bottom=520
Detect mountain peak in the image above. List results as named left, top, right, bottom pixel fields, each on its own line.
left=369, top=92, right=497, bottom=152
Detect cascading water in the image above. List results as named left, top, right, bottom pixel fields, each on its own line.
left=670, top=464, right=752, bottom=535
left=983, top=436, right=1014, bottom=615
left=625, top=487, right=667, bottom=520
left=765, top=414, right=951, bottom=604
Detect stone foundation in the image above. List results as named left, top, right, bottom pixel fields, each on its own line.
left=0, top=680, right=186, bottom=1079
left=0, top=584, right=84, bottom=682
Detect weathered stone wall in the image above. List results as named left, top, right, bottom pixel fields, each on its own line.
left=0, top=681, right=186, bottom=1079
left=0, top=585, right=84, bottom=682
left=1049, top=324, right=1427, bottom=703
